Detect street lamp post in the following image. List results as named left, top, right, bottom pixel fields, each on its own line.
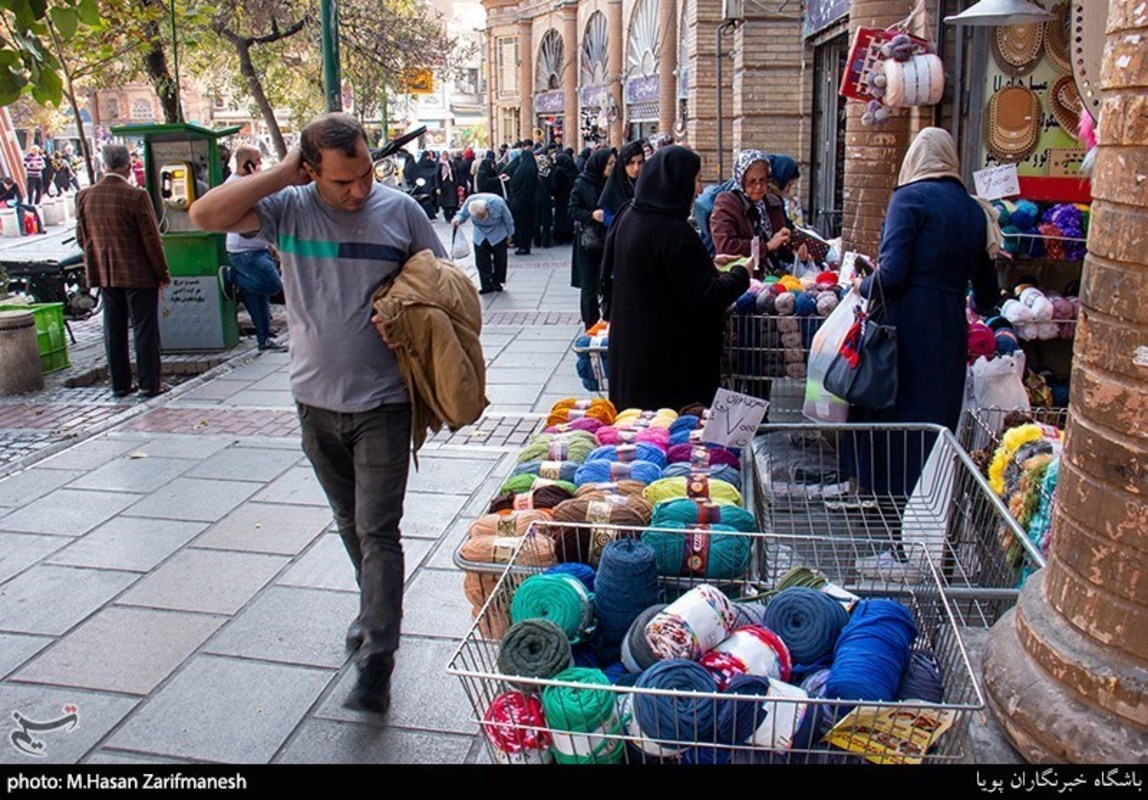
left=321, top=0, right=342, bottom=112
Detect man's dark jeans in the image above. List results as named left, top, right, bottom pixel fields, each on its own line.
left=298, top=401, right=412, bottom=662
left=475, top=237, right=508, bottom=292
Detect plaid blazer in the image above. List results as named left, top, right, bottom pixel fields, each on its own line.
left=76, top=174, right=169, bottom=289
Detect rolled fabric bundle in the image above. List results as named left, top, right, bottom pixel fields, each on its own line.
left=574, top=480, right=649, bottom=499
left=666, top=443, right=741, bottom=470
left=594, top=425, right=671, bottom=450
left=633, top=659, right=719, bottom=745
left=699, top=625, right=792, bottom=688
left=650, top=498, right=757, bottom=533
left=545, top=562, right=597, bottom=592
left=618, top=693, right=685, bottom=762
left=574, top=459, right=663, bottom=486
left=586, top=443, right=668, bottom=470
left=541, top=667, right=625, bottom=764
left=483, top=691, right=554, bottom=764
left=516, top=436, right=598, bottom=465
left=662, top=462, right=742, bottom=488
left=544, top=418, right=606, bottom=435
left=645, top=584, right=738, bottom=661
left=489, top=484, right=575, bottom=513
left=548, top=495, right=652, bottom=566
left=511, top=460, right=580, bottom=484
left=761, top=587, right=850, bottom=667
left=593, top=538, right=660, bottom=661
left=714, top=674, right=772, bottom=745
left=497, top=619, right=574, bottom=686
left=826, top=600, right=916, bottom=708
left=547, top=398, right=618, bottom=427
left=896, top=649, right=945, bottom=703
left=621, top=604, right=668, bottom=673
left=643, top=476, right=742, bottom=507
left=499, top=473, right=578, bottom=496
left=510, top=572, right=596, bottom=643
left=641, top=522, right=751, bottom=581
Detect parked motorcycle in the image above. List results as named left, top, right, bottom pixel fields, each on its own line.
left=0, top=237, right=101, bottom=319
left=371, top=126, right=437, bottom=219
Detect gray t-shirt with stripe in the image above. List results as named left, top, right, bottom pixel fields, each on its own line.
left=255, top=181, right=446, bottom=413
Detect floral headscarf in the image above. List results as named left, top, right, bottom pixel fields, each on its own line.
left=733, top=149, right=772, bottom=242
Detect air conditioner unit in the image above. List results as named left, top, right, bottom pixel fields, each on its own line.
left=723, top=0, right=744, bottom=21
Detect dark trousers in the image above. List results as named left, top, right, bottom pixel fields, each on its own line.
left=535, top=198, right=553, bottom=247
left=299, top=402, right=412, bottom=662
left=25, top=176, right=42, bottom=205
left=475, top=238, right=508, bottom=292
left=102, top=287, right=161, bottom=394
left=580, top=286, right=600, bottom=330
left=511, top=203, right=534, bottom=252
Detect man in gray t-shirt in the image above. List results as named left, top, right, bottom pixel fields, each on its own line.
left=191, top=113, right=446, bottom=715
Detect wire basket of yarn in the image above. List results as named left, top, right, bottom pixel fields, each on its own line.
left=544, top=496, right=653, bottom=566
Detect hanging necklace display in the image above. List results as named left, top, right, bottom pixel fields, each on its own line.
left=991, top=20, right=1045, bottom=77
left=1043, top=2, right=1072, bottom=75
left=986, top=84, right=1042, bottom=162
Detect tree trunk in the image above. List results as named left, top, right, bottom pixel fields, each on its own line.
left=225, top=33, right=288, bottom=158
left=140, top=2, right=182, bottom=124
left=45, top=13, right=96, bottom=182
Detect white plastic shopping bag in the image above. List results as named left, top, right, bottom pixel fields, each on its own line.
left=450, top=227, right=471, bottom=261
left=803, top=289, right=864, bottom=423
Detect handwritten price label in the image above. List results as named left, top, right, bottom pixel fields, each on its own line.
left=973, top=164, right=1021, bottom=201
left=700, top=389, right=769, bottom=449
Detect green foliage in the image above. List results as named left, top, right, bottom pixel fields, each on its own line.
left=0, top=0, right=96, bottom=105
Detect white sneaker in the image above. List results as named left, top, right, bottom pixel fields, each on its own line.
left=854, top=551, right=925, bottom=584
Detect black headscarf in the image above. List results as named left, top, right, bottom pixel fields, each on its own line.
left=576, top=147, right=593, bottom=172
left=554, top=151, right=579, bottom=186
left=632, top=145, right=700, bottom=219
left=580, top=147, right=614, bottom=193
left=509, top=149, right=539, bottom=199
left=598, top=140, right=644, bottom=214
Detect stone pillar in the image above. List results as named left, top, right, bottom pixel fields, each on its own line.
left=840, top=0, right=914, bottom=256
left=981, top=0, right=1148, bottom=762
left=486, top=29, right=497, bottom=147
left=607, top=0, right=624, bottom=146
left=519, top=17, right=534, bottom=141
left=658, top=0, right=678, bottom=137
left=562, top=2, right=579, bottom=150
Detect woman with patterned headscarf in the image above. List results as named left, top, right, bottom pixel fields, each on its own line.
left=709, top=149, right=796, bottom=276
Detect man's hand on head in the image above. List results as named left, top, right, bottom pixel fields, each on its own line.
left=280, top=148, right=313, bottom=187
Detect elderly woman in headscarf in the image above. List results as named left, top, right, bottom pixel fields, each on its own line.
left=844, top=127, right=1002, bottom=579
left=709, top=149, right=797, bottom=277
left=604, top=146, right=751, bottom=411
left=568, top=147, right=614, bottom=329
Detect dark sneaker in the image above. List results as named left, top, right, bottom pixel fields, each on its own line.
left=343, top=653, right=394, bottom=714
left=141, top=383, right=172, bottom=398
left=258, top=340, right=288, bottom=352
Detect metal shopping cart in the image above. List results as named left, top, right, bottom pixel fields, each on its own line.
left=721, top=313, right=826, bottom=421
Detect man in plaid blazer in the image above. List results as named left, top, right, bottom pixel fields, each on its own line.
left=76, top=144, right=171, bottom=398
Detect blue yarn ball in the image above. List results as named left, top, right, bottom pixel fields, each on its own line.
left=593, top=538, right=660, bottom=661
left=992, top=200, right=1011, bottom=227
left=826, top=600, right=917, bottom=710
left=1011, top=200, right=1039, bottom=229
left=896, top=649, right=945, bottom=703
left=715, top=674, right=773, bottom=744
left=511, top=460, right=579, bottom=483
left=761, top=587, right=851, bottom=667
left=995, top=331, right=1019, bottom=356
left=662, top=462, right=742, bottom=488
left=735, top=291, right=759, bottom=314
left=669, top=414, right=701, bottom=435
left=795, top=292, right=818, bottom=317
left=545, top=562, right=596, bottom=592
left=634, top=659, right=719, bottom=743
left=575, top=459, right=663, bottom=486
left=587, top=442, right=668, bottom=470
left=756, top=292, right=778, bottom=315
left=602, top=661, right=628, bottom=684
left=571, top=642, right=600, bottom=667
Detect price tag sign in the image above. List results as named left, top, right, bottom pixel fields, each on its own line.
left=973, top=164, right=1021, bottom=201
left=700, top=389, right=769, bottom=449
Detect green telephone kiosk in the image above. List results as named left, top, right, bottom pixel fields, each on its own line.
left=112, top=122, right=240, bottom=351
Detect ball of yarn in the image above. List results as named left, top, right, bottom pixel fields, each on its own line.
left=1010, top=199, right=1039, bottom=229
left=574, top=459, right=663, bottom=486
left=650, top=498, right=756, bottom=533
left=510, top=573, right=595, bottom=643
left=489, top=484, right=574, bottom=513
left=548, top=496, right=652, bottom=566
left=497, top=619, right=574, bottom=686
left=540, top=667, right=625, bottom=764
left=483, top=692, right=553, bottom=764
left=573, top=479, right=648, bottom=499
left=992, top=200, right=1012, bottom=227
left=761, top=587, right=850, bottom=667
left=826, top=600, right=917, bottom=707
left=615, top=407, right=678, bottom=425
left=795, top=292, right=818, bottom=317
left=643, top=476, right=742, bottom=507
left=666, top=443, right=740, bottom=470
left=995, top=329, right=1019, bottom=356
left=544, top=418, right=605, bottom=435
left=621, top=604, right=667, bottom=673
left=779, top=275, right=802, bottom=293
left=633, top=659, right=719, bottom=744
left=586, top=442, right=668, bottom=470
left=668, top=414, right=701, bottom=435
left=617, top=693, right=685, bottom=761
left=967, top=322, right=996, bottom=363
left=498, top=473, right=578, bottom=497
left=775, top=292, right=796, bottom=316
left=700, top=625, right=793, bottom=688
left=714, top=674, right=772, bottom=745
left=570, top=641, right=599, bottom=667
left=467, top=510, right=553, bottom=540
left=511, top=460, right=580, bottom=483
left=546, top=398, right=617, bottom=427
left=662, top=462, right=742, bottom=488
left=756, top=291, right=778, bottom=315
left=594, top=425, right=671, bottom=450
left=641, top=521, right=750, bottom=580
left=593, top=538, right=660, bottom=661
left=816, top=292, right=839, bottom=316
left=645, top=584, right=738, bottom=661
left=733, top=599, right=771, bottom=628
left=460, top=513, right=557, bottom=566
left=517, top=436, right=597, bottom=465
left=735, top=291, right=759, bottom=315
left=896, top=649, right=945, bottom=703
left=544, top=562, right=596, bottom=592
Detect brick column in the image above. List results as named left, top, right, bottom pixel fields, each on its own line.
left=607, top=0, right=624, bottom=146
left=981, top=0, right=1148, bottom=761
left=840, top=0, right=913, bottom=256
left=562, top=3, right=579, bottom=150
left=658, top=0, right=678, bottom=136
left=519, top=17, right=534, bottom=141
left=687, top=0, right=731, bottom=182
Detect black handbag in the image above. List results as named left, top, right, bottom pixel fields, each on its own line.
left=578, top=220, right=604, bottom=250
left=824, top=272, right=898, bottom=411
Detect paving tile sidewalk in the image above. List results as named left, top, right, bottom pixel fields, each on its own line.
left=0, top=221, right=587, bottom=765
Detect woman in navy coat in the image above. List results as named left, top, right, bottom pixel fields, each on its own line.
left=844, top=128, right=1000, bottom=542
